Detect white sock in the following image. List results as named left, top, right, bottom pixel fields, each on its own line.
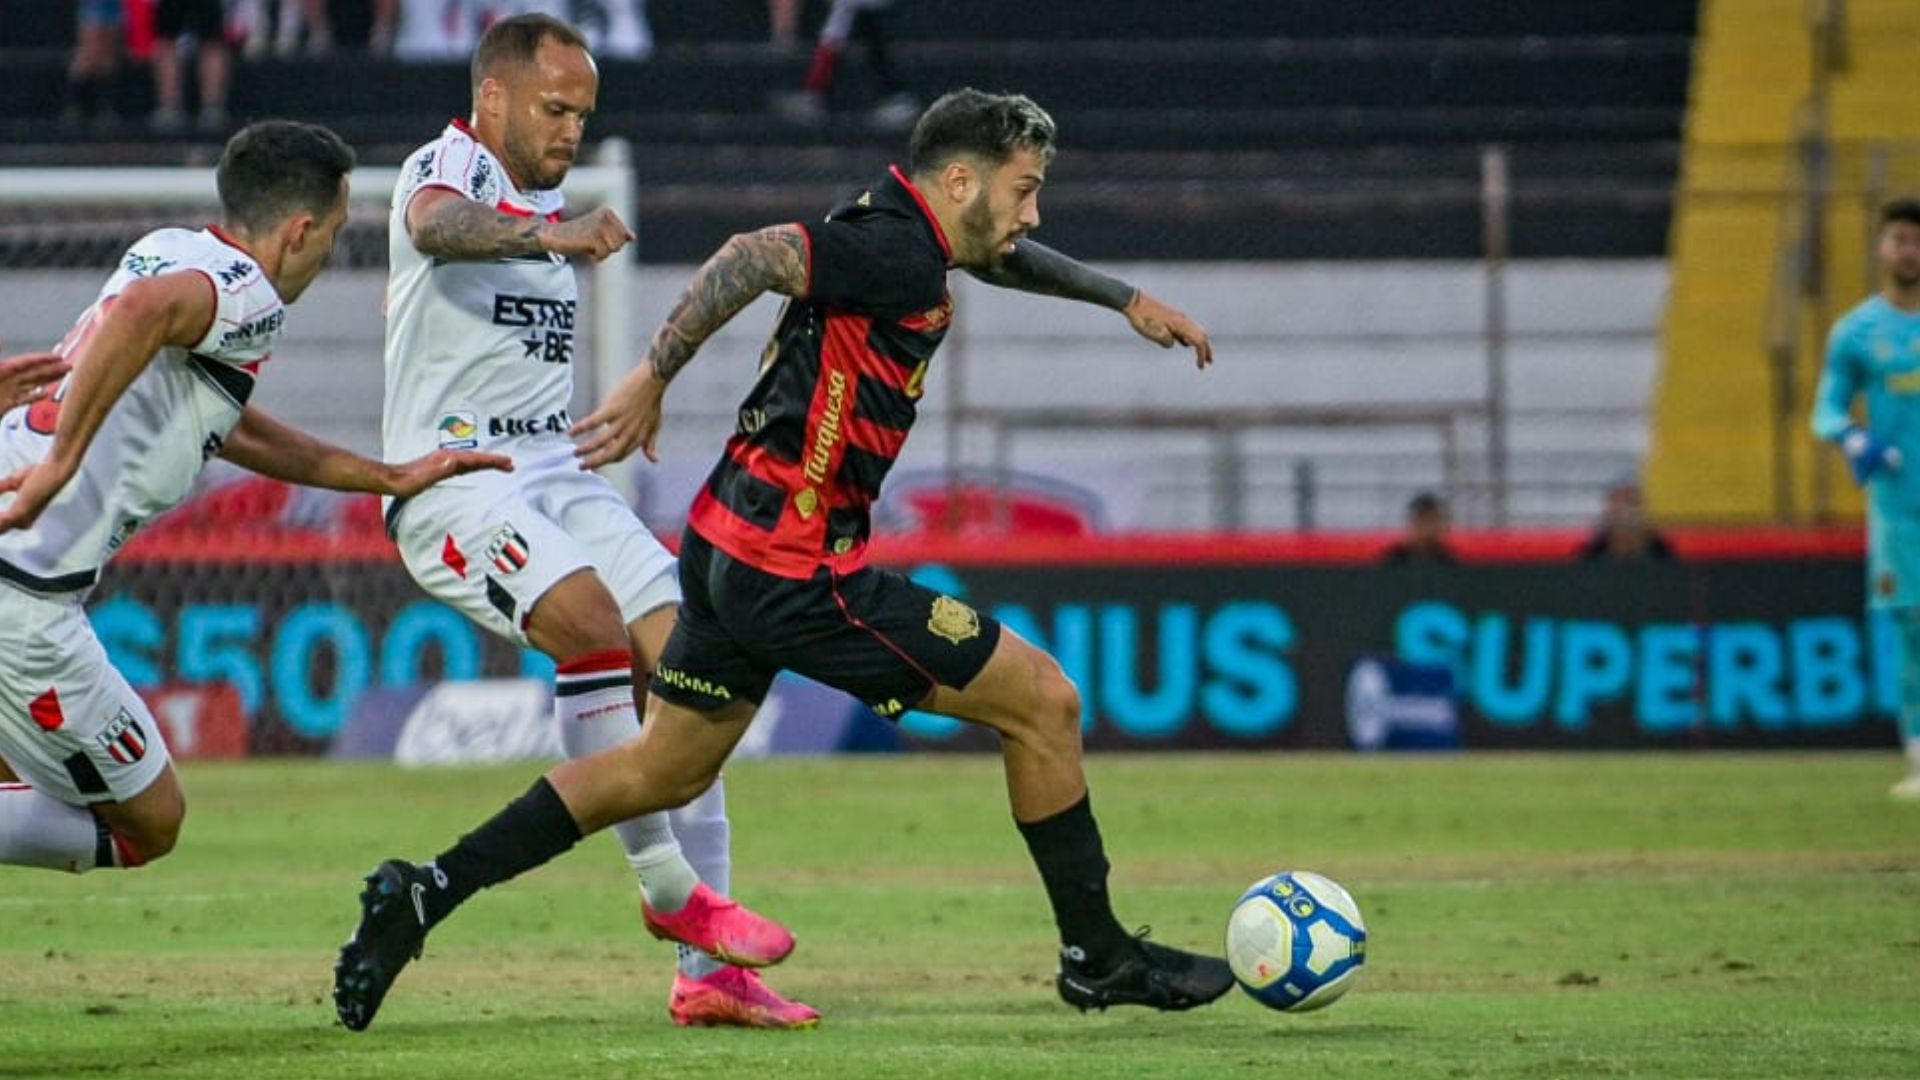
left=0, top=783, right=113, bottom=872
left=555, top=651, right=699, bottom=912
left=1906, top=736, right=1920, bottom=772
left=669, top=777, right=732, bottom=978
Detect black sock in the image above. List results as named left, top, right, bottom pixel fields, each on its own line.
left=422, top=777, right=582, bottom=927
left=1016, top=794, right=1133, bottom=972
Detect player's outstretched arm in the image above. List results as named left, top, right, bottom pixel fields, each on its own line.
left=0, top=272, right=210, bottom=534
left=0, top=351, right=71, bottom=411
left=967, top=239, right=1213, bottom=368
left=571, top=224, right=810, bottom=468
left=407, top=187, right=633, bottom=263
left=219, top=406, right=514, bottom=496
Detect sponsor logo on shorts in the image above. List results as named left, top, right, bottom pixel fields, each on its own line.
left=438, top=411, right=479, bottom=450
left=655, top=666, right=732, bottom=701
left=928, top=595, right=982, bottom=645
left=485, top=526, right=531, bottom=576
left=872, top=697, right=906, bottom=717
left=98, top=708, right=149, bottom=765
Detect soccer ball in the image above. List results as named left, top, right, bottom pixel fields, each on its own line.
left=1225, top=870, right=1367, bottom=1012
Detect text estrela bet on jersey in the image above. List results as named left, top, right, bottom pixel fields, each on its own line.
left=383, top=119, right=577, bottom=476
left=0, top=227, right=281, bottom=597
left=690, top=165, right=955, bottom=579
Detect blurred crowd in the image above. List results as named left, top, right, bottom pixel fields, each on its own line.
left=64, top=0, right=918, bottom=136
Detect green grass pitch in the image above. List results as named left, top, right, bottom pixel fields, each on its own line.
left=2, top=753, right=1916, bottom=1079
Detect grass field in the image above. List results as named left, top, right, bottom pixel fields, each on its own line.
left=2, top=753, right=1917, bottom=1079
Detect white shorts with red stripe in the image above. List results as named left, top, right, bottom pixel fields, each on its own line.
left=393, top=449, right=681, bottom=647
left=0, top=583, right=170, bottom=804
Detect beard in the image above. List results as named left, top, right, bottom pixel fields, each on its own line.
left=959, top=192, right=1007, bottom=266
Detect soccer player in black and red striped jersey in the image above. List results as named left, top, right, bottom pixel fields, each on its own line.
left=336, top=88, right=1230, bottom=1016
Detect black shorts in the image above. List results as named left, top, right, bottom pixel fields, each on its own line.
left=651, top=529, right=1001, bottom=717
left=155, top=0, right=224, bottom=41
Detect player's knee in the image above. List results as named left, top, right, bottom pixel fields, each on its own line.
left=1030, top=660, right=1085, bottom=746
left=661, top=768, right=720, bottom=811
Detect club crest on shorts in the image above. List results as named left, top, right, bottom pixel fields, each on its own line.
left=928, top=595, right=981, bottom=645
left=486, top=525, right=531, bottom=575
left=97, top=708, right=149, bottom=765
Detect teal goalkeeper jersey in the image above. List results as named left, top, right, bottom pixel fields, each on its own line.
left=1812, top=295, right=1920, bottom=514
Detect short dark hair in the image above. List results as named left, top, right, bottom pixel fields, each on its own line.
left=216, top=120, right=355, bottom=233
left=1408, top=492, right=1445, bottom=516
left=473, top=13, right=590, bottom=92
left=1883, top=196, right=1920, bottom=230
left=909, top=88, right=1057, bottom=177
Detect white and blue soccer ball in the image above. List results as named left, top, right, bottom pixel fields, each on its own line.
left=1225, top=870, right=1367, bottom=1012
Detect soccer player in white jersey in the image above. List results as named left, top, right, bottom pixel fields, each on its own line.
left=0, top=121, right=510, bottom=879
left=347, top=13, right=816, bottom=1031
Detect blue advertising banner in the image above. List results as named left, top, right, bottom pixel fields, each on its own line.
left=87, top=556, right=1891, bottom=752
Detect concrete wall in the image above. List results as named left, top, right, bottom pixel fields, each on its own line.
left=2, top=259, right=1665, bottom=529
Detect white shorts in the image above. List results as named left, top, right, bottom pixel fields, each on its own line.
left=0, top=584, right=171, bottom=804
left=393, top=452, right=680, bottom=647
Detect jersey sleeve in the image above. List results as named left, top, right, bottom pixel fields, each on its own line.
left=187, top=265, right=283, bottom=366
left=800, top=215, right=946, bottom=317
left=397, top=133, right=501, bottom=215
left=1810, top=313, right=1864, bottom=441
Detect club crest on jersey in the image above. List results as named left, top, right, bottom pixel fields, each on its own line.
left=437, top=411, right=479, bottom=449
left=97, top=708, right=149, bottom=765
left=486, top=525, right=531, bottom=575
left=928, top=595, right=981, bottom=645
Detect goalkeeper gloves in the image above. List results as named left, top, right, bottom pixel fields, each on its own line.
left=1838, top=425, right=1903, bottom=485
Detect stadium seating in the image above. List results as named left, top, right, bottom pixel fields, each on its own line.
left=0, top=0, right=1695, bottom=261
left=1648, top=0, right=1920, bottom=522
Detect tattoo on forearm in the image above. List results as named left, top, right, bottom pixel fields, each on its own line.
left=411, top=197, right=545, bottom=260
left=975, top=239, right=1137, bottom=311
left=648, top=226, right=808, bottom=383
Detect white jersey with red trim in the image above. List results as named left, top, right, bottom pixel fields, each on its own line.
left=0, top=227, right=282, bottom=597
left=383, top=120, right=577, bottom=472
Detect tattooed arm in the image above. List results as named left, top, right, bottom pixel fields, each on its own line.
left=968, top=238, right=1215, bottom=369
left=569, top=225, right=810, bottom=467
left=406, top=188, right=633, bottom=263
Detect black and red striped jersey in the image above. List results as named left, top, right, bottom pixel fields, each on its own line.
left=687, top=165, right=956, bottom=578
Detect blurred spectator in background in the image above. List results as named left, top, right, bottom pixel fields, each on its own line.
left=1380, top=491, right=1457, bottom=565
left=503, top=1, right=651, bottom=59
left=767, top=0, right=798, bottom=52
left=237, top=0, right=396, bottom=59
left=63, top=0, right=123, bottom=133
left=1577, top=472, right=1674, bottom=561
left=150, top=0, right=230, bottom=133
left=772, top=0, right=916, bottom=130
left=393, top=0, right=475, bottom=59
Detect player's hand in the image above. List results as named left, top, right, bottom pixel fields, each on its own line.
left=538, top=207, right=635, bottom=263
left=383, top=450, right=514, bottom=498
left=0, top=458, right=78, bottom=535
left=1124, top=291, right=1213, bottom=369
left=1839, top=425, right=1902, bottom=485
left=571, top=364, right=667, bottom=469
left=0, top=351, right=70, bottom=411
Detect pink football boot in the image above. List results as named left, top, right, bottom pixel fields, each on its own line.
left=669, top=966, right=822, bottom=1029
left=642, top=883, right=795, bottom=968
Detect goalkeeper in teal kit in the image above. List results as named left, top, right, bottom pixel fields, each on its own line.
left=1812, top=197, right=1920, bottom=798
